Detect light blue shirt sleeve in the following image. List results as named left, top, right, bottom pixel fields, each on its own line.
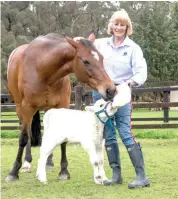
left=129, top=45, right=147, bottom=87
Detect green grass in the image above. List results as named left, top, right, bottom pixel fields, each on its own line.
left=134, top=129, right=178, bottom=139
left=1, top=130, right=21, bottom=139
left=1, top=139, right=178, bottom=199
left=132, top=109, right=178, bottom=124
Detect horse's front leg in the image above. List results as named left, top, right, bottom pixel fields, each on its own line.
left=21, top=139, right=32, bottom=173
left=58, top=142, right=70, bottom=180
left=5, top=124, right=30, bottom=182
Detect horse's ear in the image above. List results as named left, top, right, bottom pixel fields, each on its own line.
left=66, top=36, right=78, bottom=48
left=88, top=31, right=96, bottom=42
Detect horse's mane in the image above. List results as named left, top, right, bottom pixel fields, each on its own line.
left=35, top=34, right=97, bottom=51
left=45, top=33, right=65, bottom=40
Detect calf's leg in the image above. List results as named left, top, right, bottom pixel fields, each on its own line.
left=36, top=140, right=57, bottom=183
left=85, top=144, right=102, bottom=184
left=96, top=141, right=108, bottom=183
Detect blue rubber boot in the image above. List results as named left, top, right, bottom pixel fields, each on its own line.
left=127, top=143, right=150, bottom=189
left=104, top=143, right=123, bottom=186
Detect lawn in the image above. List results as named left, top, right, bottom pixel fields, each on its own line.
left=1, top=139, right=178, bottom=199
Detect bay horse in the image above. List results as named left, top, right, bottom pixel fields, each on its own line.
left=6, top=33, right=116, bottom=182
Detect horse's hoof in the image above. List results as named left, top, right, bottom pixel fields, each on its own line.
left=21, top=167, right=32, bottom=173
left=5, top=175, right=19, bottom=182
left=58, top=172, right=70, bottom=180
left=46, top=164, right=54, bottom=169
left=21, top=161, right=31, bottom=173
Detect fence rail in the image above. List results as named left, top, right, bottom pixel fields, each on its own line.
left=1, top=86, right=178, bottom=130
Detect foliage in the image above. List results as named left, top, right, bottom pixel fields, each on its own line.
left=1, top=1, right=178, bottom=92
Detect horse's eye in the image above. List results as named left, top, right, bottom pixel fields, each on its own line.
left=83, top=60, right=90, bottom=65
left=100, top=104, right=104, bottom=107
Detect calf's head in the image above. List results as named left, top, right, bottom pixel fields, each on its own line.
left=85, top=99, right=116, bottom=123
left=85, top=83, right=131, bottom=123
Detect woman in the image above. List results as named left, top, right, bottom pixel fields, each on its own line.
left=92, top=9, right=150, bottom=188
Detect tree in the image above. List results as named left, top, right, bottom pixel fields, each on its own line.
left=1, top=1, right=178, bottom=92
left=133, top=1, right=178, bottom=82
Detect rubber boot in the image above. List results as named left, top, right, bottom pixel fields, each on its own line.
left=104, top=143, right=123, bottom=186
left=127, top=143, right=150, bottom=189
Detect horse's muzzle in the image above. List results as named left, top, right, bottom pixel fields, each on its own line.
left=106, top=88, right=116, bottom=101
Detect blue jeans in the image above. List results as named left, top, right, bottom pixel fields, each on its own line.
left=92, top=91, right=136, bottom=146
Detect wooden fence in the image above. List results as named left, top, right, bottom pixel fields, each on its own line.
left=1, top=86, right=178, bottom=130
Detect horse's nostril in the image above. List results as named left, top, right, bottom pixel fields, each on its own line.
left=106, top=88, right=116, bottom=101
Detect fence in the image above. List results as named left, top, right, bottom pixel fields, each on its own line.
left=1, top=86, right=178, bottom=130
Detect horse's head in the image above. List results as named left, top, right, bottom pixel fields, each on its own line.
left=66, top=36, right=116, bottom=101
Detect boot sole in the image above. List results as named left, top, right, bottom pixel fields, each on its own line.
left=104, top=180, right=123, bottom=186
left=128, top=183, right=150, bottom=189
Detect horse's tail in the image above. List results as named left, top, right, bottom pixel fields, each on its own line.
left=31, top=110, right=42, bottom=147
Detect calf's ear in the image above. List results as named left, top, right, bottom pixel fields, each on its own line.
left=85, top=106, right=95, bottom=112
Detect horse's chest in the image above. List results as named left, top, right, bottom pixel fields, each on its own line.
left=45, top=91, right=61, bottom=107
left=28, top=90, right=61, bottom=109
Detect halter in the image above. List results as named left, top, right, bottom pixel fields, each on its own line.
left=95, top=102, right=114, bottom=128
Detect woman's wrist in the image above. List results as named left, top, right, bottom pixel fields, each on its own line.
left=126, top=80, right=137, bottom=87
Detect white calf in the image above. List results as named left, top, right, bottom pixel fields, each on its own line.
left=36, top=99, right=116, bottom=184
left=36, top=83, right=131, bottom=184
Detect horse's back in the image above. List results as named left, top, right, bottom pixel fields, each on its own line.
left=22, top=34, right=75, bottom=74
left=7, top=34, right=72, bottom=109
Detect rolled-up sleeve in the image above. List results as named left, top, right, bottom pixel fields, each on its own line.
left=130, top=45, right=147, bottom=87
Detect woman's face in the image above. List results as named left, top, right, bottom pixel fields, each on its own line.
left=112, top=21, right=127, bottom=39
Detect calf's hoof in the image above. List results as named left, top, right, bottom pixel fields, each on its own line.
left=37, top=177, right=47, bottom=184
left=94, top=176, right=103, bottom=185
left=36, top=173, right=47, bottom=184
left=5, top=175, right=19, bottom=182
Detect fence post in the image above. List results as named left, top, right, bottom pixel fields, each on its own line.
left=74, top=83, right=84, bottom=110
left=84, top=93, right=92, bottom=106
left=163, top=90, right=169, bottom=122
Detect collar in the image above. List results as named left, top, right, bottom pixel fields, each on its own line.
left=107, top=36, right=131, bottom=48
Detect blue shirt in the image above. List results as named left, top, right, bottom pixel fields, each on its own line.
left=94, top=36, right=147, bottom=87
